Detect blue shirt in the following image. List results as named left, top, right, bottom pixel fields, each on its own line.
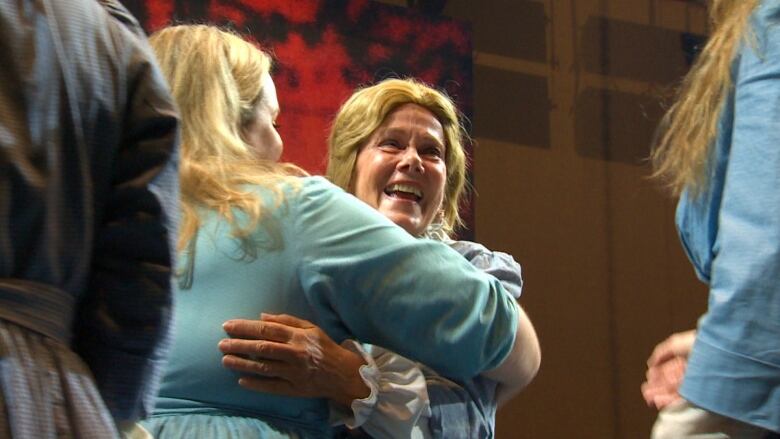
left=677, top=0, right=780, bottom=432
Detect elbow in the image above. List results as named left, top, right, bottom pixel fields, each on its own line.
left=482, top=303, right=541, bottom=390
left=520, top=334, right=541, bottom=389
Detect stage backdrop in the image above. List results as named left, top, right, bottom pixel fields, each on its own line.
left=122, top=0, right=475, bottom=236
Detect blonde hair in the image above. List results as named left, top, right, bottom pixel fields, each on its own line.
left=149, top=25, right=302, bottom=253
left=651, top=0, right=759, bottom=196
left=326, top=78, right=469, bottom=237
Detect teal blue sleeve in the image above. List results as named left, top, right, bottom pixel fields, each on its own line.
left=292, top=177, right=519, bottom=380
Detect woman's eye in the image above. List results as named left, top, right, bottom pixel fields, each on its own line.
left=423, top=147, right=443, bottom=157
left=379, top=139, right=401, bottom=148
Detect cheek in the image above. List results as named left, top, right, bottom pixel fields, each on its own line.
left=352, top=156, right=377, bottom=202
left=357, top=155, right=389, bottom=192
left=431, top=164, right=447, bottom=203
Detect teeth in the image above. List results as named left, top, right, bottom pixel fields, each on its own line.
left=386, top=184, right=422, bottom=198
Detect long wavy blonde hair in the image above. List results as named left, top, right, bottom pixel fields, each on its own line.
left=651, top=0, right=759, bottom=197
left=326, top=78, right=469, bottom=238
left=149, top=25, right=302, bottom=253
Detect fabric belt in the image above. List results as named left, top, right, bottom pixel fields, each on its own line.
left=0, top=279, right=75, bottom=344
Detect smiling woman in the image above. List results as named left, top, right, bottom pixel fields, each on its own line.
left=351, top=103, right=448, bottom=236
left=328, top=78, right=468, bottom=239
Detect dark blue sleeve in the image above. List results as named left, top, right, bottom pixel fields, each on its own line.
left=72, top=6, right=180, bottom=422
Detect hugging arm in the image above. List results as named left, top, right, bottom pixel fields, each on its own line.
left=452, top=241, right=540, bottom=405
left=221, top=233, right=538, bottom=437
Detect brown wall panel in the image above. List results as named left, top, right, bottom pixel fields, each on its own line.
left=378, top=1, right=711, bottom=437
left=575, top=87, right=666, bottom=164
left=446, top=1, right=547, bottom=60
left=474, top=66, right=551, bottom=148
left=581, top=16, right=697, bottom=84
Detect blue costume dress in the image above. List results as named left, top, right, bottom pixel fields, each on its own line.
left=676, top=0, right=780, bottom=433
left=142, top=176, right=519, bottom=438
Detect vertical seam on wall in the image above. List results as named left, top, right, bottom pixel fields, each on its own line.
left=596, top=0, right=622, bottom=437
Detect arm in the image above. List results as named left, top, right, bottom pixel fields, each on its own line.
left=220, top=235, right=536, bottom=437
left=450, top=240, right=540, bottom=404
left=289, top=178, right=520, bottom=379
left=72, top=13, right=180, bottom=422
left=481, top=302, right=540, bottom=405
left=220, top=315, right=431, bottom=439
left=678, top=8, right=780, bottom=412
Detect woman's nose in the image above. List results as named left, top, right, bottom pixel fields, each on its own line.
left=397, top=147, right=424, bottom=173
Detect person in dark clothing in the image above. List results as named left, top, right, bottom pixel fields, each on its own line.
left=0, top=0, right=179, bottom=437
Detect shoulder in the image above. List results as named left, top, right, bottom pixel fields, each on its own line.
left=449, top=240, right=524, bottom=299
left=280, top=176, right=399, bottom=237
left=294, top=176, right=387, bottom=218
left=449, top=240, right=521, bottom=271
left=298, top=175, right=345, bottom=198
left=448, top=240, right=491, bottom=258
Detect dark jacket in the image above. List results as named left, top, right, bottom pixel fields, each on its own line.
left=0, top=0, right=179, bottom=422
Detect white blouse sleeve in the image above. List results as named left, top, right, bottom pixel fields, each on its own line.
left=330, top=340, right=432, bottom=439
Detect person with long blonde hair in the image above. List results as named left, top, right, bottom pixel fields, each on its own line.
left=141, top=25, right=523, bottom=438
left=642, top=0, right=780, bottom=437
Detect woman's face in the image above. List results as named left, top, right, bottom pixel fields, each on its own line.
left=351, top=103, right=447, bottom=236
left=242, top=72, right=283, bottom=161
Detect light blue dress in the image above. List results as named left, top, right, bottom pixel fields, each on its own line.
left=142, top=176, right=519, bottom=438
left=676, top=0, right=780, bottom=433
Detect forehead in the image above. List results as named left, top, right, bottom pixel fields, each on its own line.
left=379, top=103, right=444, bottom=139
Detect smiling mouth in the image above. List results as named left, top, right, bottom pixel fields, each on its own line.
left=384, top=183, right=423, bottom=202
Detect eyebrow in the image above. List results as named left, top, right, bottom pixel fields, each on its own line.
left=382, top=127, right=445, bottom=147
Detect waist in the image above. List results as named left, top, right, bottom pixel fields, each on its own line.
left=0, top=279, right=74, bottom=344
left=153, top=396, right=332, bottom=436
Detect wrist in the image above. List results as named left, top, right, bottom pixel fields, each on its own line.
left=332, top=347, right=371, bottom=407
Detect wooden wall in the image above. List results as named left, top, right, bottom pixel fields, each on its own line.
left=380, top=1, right=710, bottom=437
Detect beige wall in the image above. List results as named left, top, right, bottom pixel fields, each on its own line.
left=380, top=1, right=710, bottom=437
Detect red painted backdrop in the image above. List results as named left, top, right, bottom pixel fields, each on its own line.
left=123, top=0, right=475, bottom=235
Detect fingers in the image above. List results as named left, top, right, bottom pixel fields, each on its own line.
left=642, top=356, right=687, bottom=409
left=238, top=376, right=302, bottom=397
left=222, top=319, right=294, bottom=343
left=640, top=380, right=657, bottom=406
left=221, top=354, right=288, bottom=378
left=653, top=393, right=683, bottom=410
left=260, top=313, right=313, bottom=329
left=647, top=329, right=697, bottom=366
left=668, top=330, right=696, bottom=357
left=647, top=339, right=675, bottom=367
left=218, top=338, right=299, bottom=362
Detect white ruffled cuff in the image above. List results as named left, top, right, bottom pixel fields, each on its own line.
left=329, top=340, right=431, bottom=439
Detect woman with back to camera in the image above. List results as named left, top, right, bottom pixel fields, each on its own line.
left=220, top=78, right=541, bottom=438
left=642, top=0, right=780, bottom=437
left=141, top=24, right=522, bottom=438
